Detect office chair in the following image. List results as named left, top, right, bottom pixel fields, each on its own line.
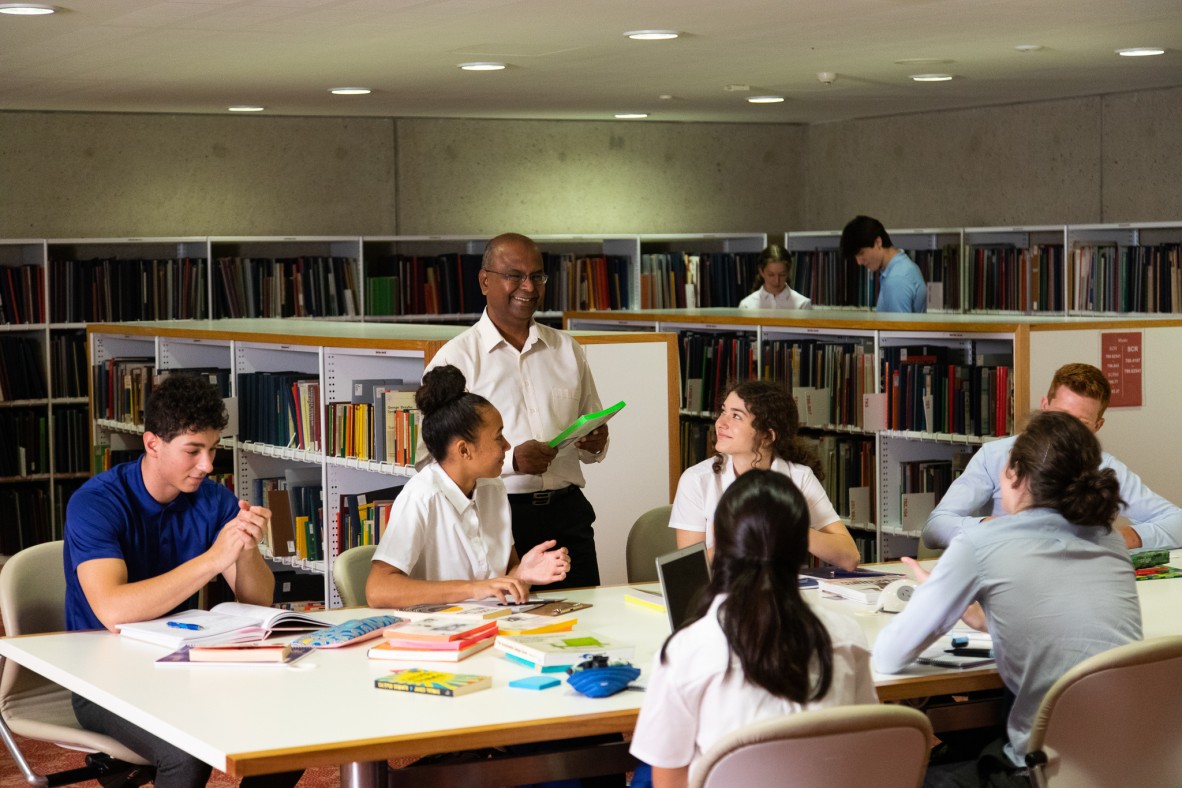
left=1024, top=635, right=1182, bottom=787
left=332, top=544, right=377, bottom=607
left=690, top=704, right=932, bottom=788
left=624, top=505, right=675, bottom=583
left=0, top=541, right=153, bottom=787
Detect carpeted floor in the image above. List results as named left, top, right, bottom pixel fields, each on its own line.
left=0, top=735, right=344, bottom=787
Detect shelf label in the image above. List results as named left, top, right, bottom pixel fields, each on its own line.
left=1101, top=331, right=1143, bottom=408
left=902, top=492, right=936, bottom=532
left=863, top=393, right=887, bottom=432
left=848, top=487, right=871, bottom=526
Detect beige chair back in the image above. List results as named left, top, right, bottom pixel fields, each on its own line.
left=691, top=704, right=931, bottom=788
left=0, top=541, right=148, bottom=764
left=1025, top=635, right=1182, bottom=787
left=625, top=505, right=676, bottom=583
left=333, top=544, right=377, bottom=607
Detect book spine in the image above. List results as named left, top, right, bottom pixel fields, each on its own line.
left=374, top=678, right=453, bottom=696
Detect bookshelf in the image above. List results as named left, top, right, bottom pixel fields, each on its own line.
left=785, top=228, right=963, bottom=313
left=87, top=319, right=678, bottom=605
left=566, top=307, right=1182, bottom=562
left=1066, top=222, right=1182, bottom=315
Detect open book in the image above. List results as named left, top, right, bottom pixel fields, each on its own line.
left=548, top=401, right=625, bottom=450
left=118, top=602, right=329, bottom=649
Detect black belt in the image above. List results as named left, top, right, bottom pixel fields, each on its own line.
left=508, top=485, right=577, bottom=506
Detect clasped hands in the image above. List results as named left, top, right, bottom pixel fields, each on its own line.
left=211, top=500, right=271, bottom=570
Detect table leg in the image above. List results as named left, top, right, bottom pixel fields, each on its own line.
left=340, top=760, right=388, bottom=788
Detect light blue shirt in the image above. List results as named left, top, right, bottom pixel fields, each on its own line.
left=875, top=509, right=1141, bottom=765
left=924, top=434, right=1182, bottom=551
left=876, top=251, right=926, bottom=313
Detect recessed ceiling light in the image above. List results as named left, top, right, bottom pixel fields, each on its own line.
left=0, top=3, right=57, bottom=14
left=747, top=95, right=785, bottom=104
left=911, top=73, right=954, bottom=82
left=458, top=62, right=506, bottom=71
left=657, top=94, right=675, bottom=101
left=1014, top=44, right=1043, bottom=53
left=615, top=113, right=649, bottom=119
left=624, top=30, right=679, bottom=40
left=1115, top=47, right=1165, bottom=57
left=330, top=87, right=371, bottom=95
left=227, top=105, right=265, bottom=112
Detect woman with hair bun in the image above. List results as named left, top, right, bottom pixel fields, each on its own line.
left=366, top=365, right=570, bottom=608
left=874, top=410, right=1142, bottom=785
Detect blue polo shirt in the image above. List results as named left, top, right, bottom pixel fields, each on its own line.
left=877, top=251, right=927, bottom=313
left=63, top=458, right=239, bottom=631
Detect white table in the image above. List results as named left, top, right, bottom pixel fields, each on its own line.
left=4, top=557, right=1176, bottom=787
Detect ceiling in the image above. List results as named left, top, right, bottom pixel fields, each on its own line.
left=1, top=0, right=1180, bottom=125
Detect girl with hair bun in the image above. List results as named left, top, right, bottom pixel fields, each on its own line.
left=670, top=379, right=861, bottom=569
left=874, top=410, right=1142, bottom=784
left=366, top=365, right=570, bottom=608
left=630, top=470, right=876, bottom=785
left=737, top=244, right=812, bottom=310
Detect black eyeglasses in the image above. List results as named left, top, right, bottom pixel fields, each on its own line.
left=482, top=267, right=549, bottom=286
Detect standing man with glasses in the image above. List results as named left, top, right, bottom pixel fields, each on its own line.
left=417, top=233, right=610, bottom=589
left=924, top=362, right=1182, bottom=552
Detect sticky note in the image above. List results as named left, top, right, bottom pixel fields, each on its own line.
left=509, top=675, right=560, bottom=691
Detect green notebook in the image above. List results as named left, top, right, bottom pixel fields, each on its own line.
left=548, top=401, right=626, bottom=450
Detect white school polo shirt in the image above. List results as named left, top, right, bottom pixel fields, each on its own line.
left=669, top=455, right=841, bottom=548
left=372, top=462, right=513, bottom=581
left=630, top=594, right=878, bottom=778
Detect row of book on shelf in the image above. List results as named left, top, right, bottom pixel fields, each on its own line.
left=366, top=252, right=633, bottom=317
left=214, top=257, right=361, bottom=320
left=50, top=258, right=207, bottom=323
left=0, top=332, right=86, bottom=401
left=0, top=406, right=89, bottom=479
left=675, top=331, right=1014, bottom=437
left=22, top=240, right=1182, bottom=323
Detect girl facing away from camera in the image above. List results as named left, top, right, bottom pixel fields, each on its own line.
left=631, top=470, right=878, bottom=788
left=365, top=365, right=570, bottom=608
left=874, top=410, right=1142, bottom=787
left=670, top=379, right=861, bottom=570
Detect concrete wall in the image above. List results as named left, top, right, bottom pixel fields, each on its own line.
left=0, top=113, right=397, bottom=238
left=0, top=85, right=1178, bottom=240
left=802, top=85, right=1182, bottom=232
left=394, top=118, right=804, bottom=235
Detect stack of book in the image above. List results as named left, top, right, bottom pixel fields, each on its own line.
left=367, top=618, right=499, bottom=663
left=494, top=630, right=634, bottom=673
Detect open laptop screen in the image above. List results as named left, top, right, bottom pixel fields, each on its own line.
left=655, top=542, right=712, bottom=632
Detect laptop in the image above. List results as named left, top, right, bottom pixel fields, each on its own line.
left=655, top=542, right=712, bottom=631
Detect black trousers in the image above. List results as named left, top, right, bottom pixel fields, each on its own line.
left=508, top=485, right=600, bottom=589
left=73, top=693, right=303, bottom=788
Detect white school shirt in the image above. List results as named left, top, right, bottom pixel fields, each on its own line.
left=629, top=594, right=878, bottom=778
left=737, top=286, right=812, bottom=310
left=419, top=310, right=606, bottom=494
left=669, top=456, right=841, bottom=548
left=371, top=462, right=513, bottom=581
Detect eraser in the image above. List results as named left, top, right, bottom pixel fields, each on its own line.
left=509, top=675, right=561, bottom=690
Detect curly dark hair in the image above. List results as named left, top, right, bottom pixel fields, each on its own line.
left=144, top=373, right=228, bottom=441
left=712, top=379, right=823, bottom=480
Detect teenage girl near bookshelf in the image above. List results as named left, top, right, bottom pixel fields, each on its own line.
left=736, top=244, right=812, bottom=310
left=630, top=469, right=878, bottom=787
left=874, top=410, right=1142, bottom=786
left=669, top=379, right=861, bottom=570
left=365, top=365, right=570, bottom=607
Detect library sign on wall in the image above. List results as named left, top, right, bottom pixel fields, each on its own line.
left=1101, top=332, right=1143, bottom=408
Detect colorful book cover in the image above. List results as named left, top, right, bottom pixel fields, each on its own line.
left=381, top=618, right=498, bottom=642
left=374, top=668, right=492, bottom=697
left=367, top=637, right=494, bottom=662
left=495, top=630, right=634, bottom=668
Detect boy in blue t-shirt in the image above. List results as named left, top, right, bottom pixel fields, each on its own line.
left=65, top=374, right=297, bottom=788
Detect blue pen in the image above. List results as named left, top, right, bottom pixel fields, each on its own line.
left=167, top=621, right=204, bottom=631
